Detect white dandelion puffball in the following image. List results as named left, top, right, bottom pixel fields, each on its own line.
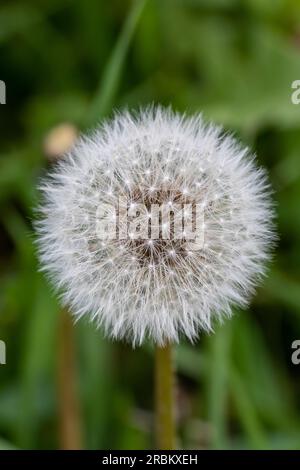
left=36, top=107, right=274, bottom=346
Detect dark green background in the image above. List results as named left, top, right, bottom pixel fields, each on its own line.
left=0, top=0, right=300, bottom=450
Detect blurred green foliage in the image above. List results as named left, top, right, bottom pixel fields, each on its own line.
left=0, top=0, right=300, bottom=450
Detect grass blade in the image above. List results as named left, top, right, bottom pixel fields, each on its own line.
left=87, top=0, right=147, bottom=125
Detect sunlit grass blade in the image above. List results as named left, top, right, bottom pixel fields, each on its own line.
left=86, top=0, right=147, bottom=125
left=78, top=324, right=115, bottom=449
left=0, top=437, right=18, bottom=450
left=230, top=368, right=268, bottom=449
left=206, top=322, right=231, bottom=449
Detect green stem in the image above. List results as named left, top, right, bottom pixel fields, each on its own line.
left=155, top=343, right=176, bottom=450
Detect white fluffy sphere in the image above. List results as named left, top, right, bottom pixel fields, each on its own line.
left=36, top=107, right=274, bottom=346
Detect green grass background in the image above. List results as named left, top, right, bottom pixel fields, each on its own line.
left=0, top=0, right=300, bottom=449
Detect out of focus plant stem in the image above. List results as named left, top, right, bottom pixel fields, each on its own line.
left=58, top=310, right=82, bottom=450
left=155, top=344, right=176, bottom=450
left=44, top=123, right=82, bottom=449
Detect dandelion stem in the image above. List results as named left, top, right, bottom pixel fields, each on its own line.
left=155, top=343, right=176, bottom=450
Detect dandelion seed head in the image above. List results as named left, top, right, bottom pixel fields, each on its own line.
left=36, top=106, right=275, bottom=346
